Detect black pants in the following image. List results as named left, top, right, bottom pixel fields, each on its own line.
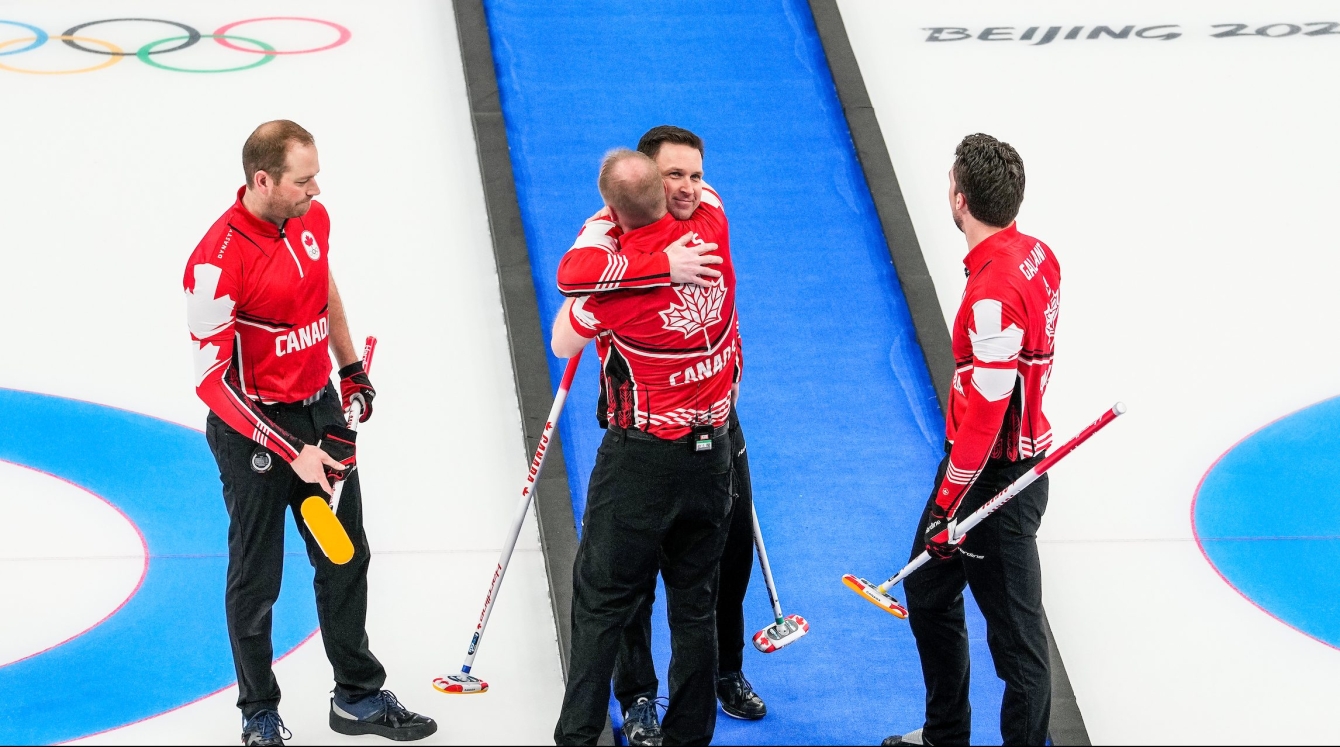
left=554, top=428, right=734, bottom=746
left=612, top=410, right=754, bottom=710
left=905, top=453, right=1051, bottom=746
left=205, top=383, right=385, bottom=719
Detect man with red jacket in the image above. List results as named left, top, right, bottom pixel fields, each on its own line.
left=551, top=149, right=738, bottom=745
left=184, top=120, right=435, bottom=747
left=885, top=134, right=1061, bottom=747
left=556, top=126, right=766, bottom=744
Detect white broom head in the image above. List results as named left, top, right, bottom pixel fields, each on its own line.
left=752, top=614, right=810, bottom=653
left=433, top=673, right=488, bottom=694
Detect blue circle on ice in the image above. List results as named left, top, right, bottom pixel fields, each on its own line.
left=1193, top=395, right=1340, bottom=650
left=0, top=389, right=318, bottom=744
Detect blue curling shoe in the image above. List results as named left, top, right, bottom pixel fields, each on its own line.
left=241, top=710, right=290, bottom=746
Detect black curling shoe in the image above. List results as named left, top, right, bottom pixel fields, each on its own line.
left=622, top=696, right=664, bottom=746
left=329, top=690, right=438, bottom=741
left=716, top=671, right=767, bottom=720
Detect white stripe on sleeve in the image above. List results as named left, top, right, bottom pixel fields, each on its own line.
left=571, top=296, right=599, bottom=332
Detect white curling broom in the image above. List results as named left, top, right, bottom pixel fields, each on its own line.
left=843, top=402, right=1126, bottom=618
left=749, top=502, right=810, bottom=653
left=434, top=351, right=583, bottom=694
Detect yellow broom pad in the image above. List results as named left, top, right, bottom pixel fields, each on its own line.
left=301, top=496, right=355, bottom=565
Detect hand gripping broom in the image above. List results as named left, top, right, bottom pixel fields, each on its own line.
left=843, top=402, right=1126, bottom=618
left=299, top=336, right=377, bottom=565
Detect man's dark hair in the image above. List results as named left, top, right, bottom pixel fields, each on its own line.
left=952, top=133, right=1025, bottom=228
left=637, top=125, right=704, bottom=159
left=243, top=120, right=315, bottom=188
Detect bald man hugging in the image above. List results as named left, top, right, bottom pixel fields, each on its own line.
left=550, top=149, right=740, bottom=746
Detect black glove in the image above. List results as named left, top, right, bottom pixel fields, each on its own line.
left=317, top=424, right=357, bottom=484
left=923, top=502, right=964, bottom=560
left=339, top=361, right=375, bottom=423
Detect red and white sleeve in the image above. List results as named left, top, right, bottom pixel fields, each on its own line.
left=557, top=219, right=671, bottom=295
left=700, top=184, right=725, bottom=214
left=185, top=261, right=304, bottom=462
left=566, top=295, right=602, bottom=339
left=935, top=296, right=1024, bottom=516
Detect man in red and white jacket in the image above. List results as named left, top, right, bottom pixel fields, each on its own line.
left=555, top=137, right=723, bottom=296
left=886, top=135, right=1060, bottom=747
left=184, top=121, right=435, bottom=746
left=556, top=126, right=767, bottom=741
left=551, top=149, right=737, bottom=746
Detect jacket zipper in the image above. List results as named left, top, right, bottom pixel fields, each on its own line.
left=280, top=229, right=305, bottom=279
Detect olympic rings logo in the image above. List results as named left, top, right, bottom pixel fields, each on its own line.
left=0, top=17, right=350, bottom=75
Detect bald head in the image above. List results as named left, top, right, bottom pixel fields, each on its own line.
left=598, top=149, right=666, bottom=230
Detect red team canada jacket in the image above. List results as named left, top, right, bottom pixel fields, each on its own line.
left=937, top=223, right=1061, bottom=516
left=183, top=187, right=334, bottom=463
left=564, top=189, right=740, bottom=440
left=556, top=185, right=737, bottom=295
left=556, top=215, right=672, bottom=295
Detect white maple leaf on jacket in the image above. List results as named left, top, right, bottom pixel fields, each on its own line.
left=185, top=263, right=237, bottom=385
left=659, top=278, right=726, bottom=338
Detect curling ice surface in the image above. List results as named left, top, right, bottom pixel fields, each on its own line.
left=1, top=0, right=564, bottom=742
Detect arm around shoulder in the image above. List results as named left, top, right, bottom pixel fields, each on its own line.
left=557, top=244, right=671, bottom=295
left=552, top=297, right=596, bottom=358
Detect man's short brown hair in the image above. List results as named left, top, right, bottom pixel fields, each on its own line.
left=637, top=125, right=704, bottom=160
left=598, top=149, right=665, bottom=227
left=952, top=133, right=1025, bottom=228
left=242, top=120, right=315, bottom=188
